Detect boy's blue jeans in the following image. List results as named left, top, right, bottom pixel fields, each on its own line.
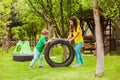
left=29, top=48, right=42, bottom=67
left=75, top=42, right=84, bottom=65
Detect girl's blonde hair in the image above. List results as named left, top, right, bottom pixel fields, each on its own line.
left=41, top=29, right=49, bottom=35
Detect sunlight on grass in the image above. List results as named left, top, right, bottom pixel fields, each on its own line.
left=0, top=47, right=120, bottom=80
left=49, top=45, right=70, bottom=63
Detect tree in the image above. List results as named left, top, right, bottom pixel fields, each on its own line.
left=93, top=0, right=104, bottom=77
left=27, top=0, right=93, bottom=38
left=12, top=0, right=46, bottom=45
left=99, top=0, right=120, bottom=30
left=0, top=0, right=12, bottom=52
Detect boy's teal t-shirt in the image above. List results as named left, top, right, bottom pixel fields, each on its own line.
left=35, top=36, right=48, bottom=52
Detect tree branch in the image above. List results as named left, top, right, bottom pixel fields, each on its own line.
left=28, top=0, right=43, bottom=17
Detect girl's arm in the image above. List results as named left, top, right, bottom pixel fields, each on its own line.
left=67, top=32, right=72, bottom=40
left=69, top=32, right=79, bottom=41
left=69, top=25, right=81, bottom=41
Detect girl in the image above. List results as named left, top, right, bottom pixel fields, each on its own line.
left=66, top=16, right=84, bottom=67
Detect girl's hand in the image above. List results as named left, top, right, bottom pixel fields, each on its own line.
left=65, top=38, right=69, bottom=41
left=69, top=39, right=72, bottom=42
left=65, top=38, right=72, bottom=42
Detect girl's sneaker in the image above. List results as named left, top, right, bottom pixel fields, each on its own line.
left=72, top=64, right=80, bottom=67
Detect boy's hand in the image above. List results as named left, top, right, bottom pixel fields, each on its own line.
left=44, top=39, right=52, bottom=45
left=48, top=39, right=52, bottom=43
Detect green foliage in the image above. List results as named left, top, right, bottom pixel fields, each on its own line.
left=0, top=0, right=12, bottom=27
left=64, top=0, right=92, bottom=17
left=10, top=0, right=46, bottom=40
left=0, top=0, right=13, bottom=40
left=99, top=0, right=120, bottom=19
left=26, top=0, right=94, bottom=38
left=0, top=0, right=119, bottom=40
left=12, top=26, right=26, bottom=40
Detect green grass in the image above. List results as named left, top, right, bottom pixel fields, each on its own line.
left=0, top=47, right=120, bottom=80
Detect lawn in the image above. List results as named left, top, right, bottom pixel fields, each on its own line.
left=0, top=47, right=120, bottom=80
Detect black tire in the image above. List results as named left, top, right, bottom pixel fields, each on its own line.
left=44, top=38, right=75, bottom=67
left=13, top=54, right=33, bottom=62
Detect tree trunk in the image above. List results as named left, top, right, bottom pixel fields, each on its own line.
left=60, top=0, right=64, bottom=34
left=93, top=0, right=104, bottom=77
left=2, top=24, right=9, bottom=52
left=62, top=44, right=67, bottom=60
left=46, top=21, right=52, bottom=39
left=115, top=16, right=120, bottom=30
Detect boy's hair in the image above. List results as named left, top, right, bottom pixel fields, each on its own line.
left=41, top=29, right=49, bottom=35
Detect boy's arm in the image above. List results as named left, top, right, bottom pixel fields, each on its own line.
left=44, top=39, right=52, bottom=45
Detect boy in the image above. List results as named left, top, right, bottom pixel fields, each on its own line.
left=29, top=29, right=51, bottom=68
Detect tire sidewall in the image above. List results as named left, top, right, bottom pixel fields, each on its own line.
left=44, top=38, right=75, bottom=67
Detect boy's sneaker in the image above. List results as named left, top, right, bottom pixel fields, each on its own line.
left=72, top=64, right=80, bottom=67
left=39, top=66, right=43, bottom=68
left=28, top=66, right=33, bottom=68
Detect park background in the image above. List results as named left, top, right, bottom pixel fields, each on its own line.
left=0, top=0, right=120, bottom=80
